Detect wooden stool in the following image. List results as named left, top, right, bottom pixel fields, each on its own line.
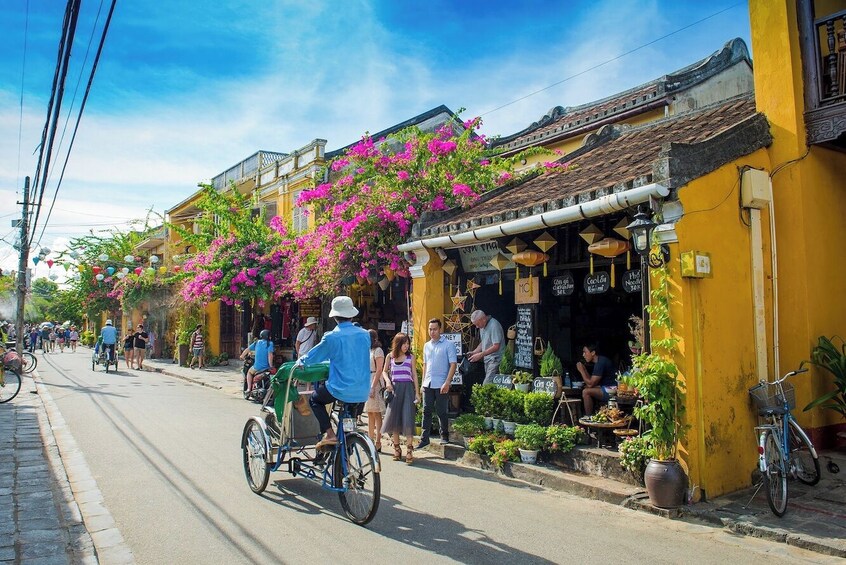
left=552, top=398, right=583, bottom=426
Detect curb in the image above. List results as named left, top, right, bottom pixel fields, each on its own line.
left=34, top=368, right=135, bottom=564
left=144, top=365, right=224, bottom=391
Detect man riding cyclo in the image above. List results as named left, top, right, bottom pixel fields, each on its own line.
left=276, top=296, right=370, bottom=451
left=99, top=320, right=118, bottom=364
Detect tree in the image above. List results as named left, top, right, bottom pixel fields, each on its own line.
left=26, top=278, right=58, bottom=321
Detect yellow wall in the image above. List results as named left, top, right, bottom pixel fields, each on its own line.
left=410, top=251, right=445, bottom=355
left=751, top=0, right=846, bottom=434
left=204, top=301, right=220, bottom=356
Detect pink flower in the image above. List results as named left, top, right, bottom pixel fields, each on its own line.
left=397, top=170, right=410, bottom=181
left=330, top=158, right=350, bottom=171
left=452, top=183, right=477, bottom=199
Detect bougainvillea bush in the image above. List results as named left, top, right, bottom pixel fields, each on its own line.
left=267, top=116, right=562, bottom=299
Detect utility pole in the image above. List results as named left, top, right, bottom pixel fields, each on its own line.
left=15, top=177, right=30, bottom=353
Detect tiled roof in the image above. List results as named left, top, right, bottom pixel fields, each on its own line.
left=421, top=95, right=758, bottom=237
left=491, top=38, right=751, bottom=154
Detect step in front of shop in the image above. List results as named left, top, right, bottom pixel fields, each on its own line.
left=550, top=446, right=642, bottom=486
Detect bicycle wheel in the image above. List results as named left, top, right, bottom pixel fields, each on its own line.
left=242, top=419, right=271, bottom=494
left=788, top=419, right=820, bottom=485
left=20, top=352, right=37, bottom=373
left=0, top=370, right=22, bottom=403
left=335, top=434, right=380, bottom=525
left=105, top=358, right=110, bottom=373
left=761, top=429, right=788, bottom=516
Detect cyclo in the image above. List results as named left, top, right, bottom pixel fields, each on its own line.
left=241, top=361, right=381, bottom=525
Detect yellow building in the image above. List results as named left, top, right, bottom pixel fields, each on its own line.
left=399, top=9, right=846, bottom=501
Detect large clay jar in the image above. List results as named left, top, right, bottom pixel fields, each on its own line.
left=644, top=459, right=687, bottom=508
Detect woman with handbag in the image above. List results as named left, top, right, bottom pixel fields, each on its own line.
left=363, top=329, right=386, bottom=452
left=380, top=333, right=421, bottom=464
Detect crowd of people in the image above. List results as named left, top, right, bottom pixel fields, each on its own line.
left=5, top=321, right=82, bottom=353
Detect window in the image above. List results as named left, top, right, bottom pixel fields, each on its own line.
left=291, top=190, right=308, bottom=233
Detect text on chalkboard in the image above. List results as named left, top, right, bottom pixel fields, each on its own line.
left=584, top=271, right=610, bottom=294
left=551, top=272, right=575, bottom=296
left=514, top=305, right=533, bottom=370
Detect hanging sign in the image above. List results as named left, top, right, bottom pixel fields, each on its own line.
left=299, top=298, right=321, bottom=317
left=492, top=374, right=513, bottom=389
left=514, top=276, right=540, bottom=304
left=442, top=332, right=463, bottom=357
left=532, top=377, right=559, bottom=396
left=459, top=242, right=515, bottom=273
left=584, top=271, right=610, bottom=294
left=622, top=270, right=642, bottom=294
left=551, top=272, right=575, bottom=296
left=514, top=305, right=534, bottom=370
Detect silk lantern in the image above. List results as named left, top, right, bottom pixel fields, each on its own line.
left=158, top=266, right=167, bottom=274
left=580, top=224, right=604, bottom=275
left=587, top=238, right=630, bottom=288
left=106, top=267, right=116, bottom=276
left=490, top=252, right=510, bottom=295
left=512, top=250, right=548, bottom=287
left=442, top=259, right=458, bottom=295
left=613, top=218, right=633, bottom=270
left=533, top=231, right=557, bottom=276
left=49, top=274, right=58, bottom=281
left=134, top=267, right=143, bottom=275
left=124, top=255, right=134, bottom=263
left=92, top=266, right=101, bottom=275
left=95, top=273, right=105, bottom=281
left=98, top=253, right=109, bottom=262
left=150, top=255, right=160, bottom=264
left=121, top=267, right=129, bottom=274
left=47, top=259, right=54, bottom=268
left=116, top=272, right=125, bottom=280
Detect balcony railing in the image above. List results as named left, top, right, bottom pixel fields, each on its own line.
left=211, top=150, right=287, bottom=190
left=799, top=2, right=846, bottom=149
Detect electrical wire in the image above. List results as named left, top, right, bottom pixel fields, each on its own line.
left=479, top=2, right=745, bottom=118
left=34, top=0, right=117, bottom=249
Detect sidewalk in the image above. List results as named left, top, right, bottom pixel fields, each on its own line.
left=141, top=357, right=846, bottom=559
left=0, top=372, right=97, bottom=564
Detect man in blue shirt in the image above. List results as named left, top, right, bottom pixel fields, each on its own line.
left=417, top=318, right=457, bottom=448
left=298, top=296, right=370, bottom=450
left=100, top=320, right=118, bottom=363
left=576, top=343, right=618, bottom=416
left=241, top=329, right=274, bottom=394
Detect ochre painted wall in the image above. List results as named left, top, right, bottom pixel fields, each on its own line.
left=205, top=301, right=220, bottom=357
left=410, top=251, right=445, bottom=356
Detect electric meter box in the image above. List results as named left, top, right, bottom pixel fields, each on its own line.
left=741, top=168, right=771, bottom=209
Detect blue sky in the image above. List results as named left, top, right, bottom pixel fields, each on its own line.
left=0, top=0, right=751, bottom=279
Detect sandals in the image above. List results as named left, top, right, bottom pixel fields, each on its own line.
left=406, top=446, right=413, bottom=465
left=393, top=446, right=402, bottom=461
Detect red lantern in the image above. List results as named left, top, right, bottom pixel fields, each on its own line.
left=134, top=267, right=143, bottom=275
left=92, top=266, right=101, bottom=275
left=47, top=259, right=54, bottom=268
left=173, top=265, right=181, bottom=273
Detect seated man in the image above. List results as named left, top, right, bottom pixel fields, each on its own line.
left=296, top=296, right=370, bottom=450
left=99, top=320, right=118, bottom=363
left=240, top=330, right=274, bottom=394
left=576, top=343, right=617, bottom=416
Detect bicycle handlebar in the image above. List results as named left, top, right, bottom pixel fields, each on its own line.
left=773, top=367, right=808, bottom=384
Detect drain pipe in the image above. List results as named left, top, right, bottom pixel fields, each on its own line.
left=399, top=183, right=669, bottom=253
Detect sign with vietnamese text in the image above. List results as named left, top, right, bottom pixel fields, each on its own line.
left=584, top=272, right=610, bottom=294
left=458, top=242, right=515, bottom=273
left=622, top=270, right=642, bottom=294
left=551, top=272, right=575, bottom=296
left=492, top=374, right=513, bottom=389
left=515, top=276, right=540, bottom=304
left=514, top=305, right=533, bottom=370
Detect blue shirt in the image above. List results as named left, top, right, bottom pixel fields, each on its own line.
left=299, top=322, right=370, bottom=403
left=100, top=325, right=117, bottom=345
left=423, top=336, right=457, bottom=388
left=249, top=339, right=274, bottom=371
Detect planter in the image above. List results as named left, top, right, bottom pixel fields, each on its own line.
left=491, top=418, right=502, bottom=431
left=177, top=344, right=190, bottom=366
left=514, top=383, right=530, bottom=393
left=503, top=421, right=517, bottom=435
left=483, top=416, right=493, bottom=430
left=518, top=448, right=539, bottom=464
left=463, top=436, right=474, bottom=449
left=644, top=459, right=688, bottom=509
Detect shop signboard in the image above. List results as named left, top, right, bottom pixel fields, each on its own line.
left=443, top=332, right=463, bottom=357
left=458, top=242, right=515, bottom=273
left=551, top=272, right=575, bottom=296
left=532, top=377, right=558, bottom=396
left=584, top=272, right=610, bottom=294
left=377, top=322, right=396, bottom=331
left=514, top=276, right=540, bottom=304
left=514, top=305, right=534, bottom=370
left=299, top=298, right=321, bottom=317
left=492, top=374, right=513, bottom=389
left=622, top=270, right=642, bottom=293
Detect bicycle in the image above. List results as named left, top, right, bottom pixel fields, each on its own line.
left=241, top=363, right=381, bottom=525
left=748, top=368, right=820, bottom=516
left=0, top=344, right=37, bottom=374
left=0, top=366, right=22, bottom=403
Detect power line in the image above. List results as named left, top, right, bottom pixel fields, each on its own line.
left=480, top=2, right=745, bottom=117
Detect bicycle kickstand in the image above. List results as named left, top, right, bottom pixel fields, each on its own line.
left=743, top=480, right=765, bottom=509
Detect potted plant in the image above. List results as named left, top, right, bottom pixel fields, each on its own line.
left=524, top=391, right=555, bottom=426
left=453, top=413, right=486, bottom=448
left=512, top=370, right=532, bottom=393
left=490, top=438, right=520, bottom=470
left=490, top=387, right=507, bottom=430
left=545, top=425, right=582, bottom=454
left=471, top=384, right=496, bottom=429
left=514, top=423, right=547, bottom=463
left=501, top=389, right=526, bottom=435
left=803, top=335, right=846, bottom=420
left=624, top=266, right=688, bottom=509
left=499, top=346, right=515, bottom=377
left=619, top=434, right=655, bottom=485
left=539, top=344, right=564, bottom=395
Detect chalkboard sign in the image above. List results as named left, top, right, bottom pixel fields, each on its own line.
left=532, top=377, right=558, bottom=396
left=514, top=305, right=533, bottom=370
left=551, top=272, right=575, bottom=296
left=584, top=271, right=610, bottom=294
left=622, top=270, right=642, bottom=293
left=492, top=374, right=513, bottom=389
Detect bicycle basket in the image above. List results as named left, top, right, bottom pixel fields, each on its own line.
left=748, top=381, right=795, bottom=412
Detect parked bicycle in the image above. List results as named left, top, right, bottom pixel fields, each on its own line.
left=0, top=344, right=36, bottom=374
left=749, top=368, right=820, bottom=516
left=0, top=365, right=22, bottom=403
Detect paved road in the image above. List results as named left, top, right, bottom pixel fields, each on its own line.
left=36, top=349, right=836, bottom=564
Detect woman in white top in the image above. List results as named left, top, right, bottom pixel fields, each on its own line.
left=362, top=329, right=386, bottom=452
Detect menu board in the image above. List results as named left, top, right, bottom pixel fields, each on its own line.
left=514, top=305, right=534, bottom=370
left=584, top=272, right=610, bottom=294
left=622, top=270, right=642, bottom=294
left=532, top=377, right=558, bottom=396
left=492, top=374, right=513, bottom=389
left=551, top=272, right=575, bottom=296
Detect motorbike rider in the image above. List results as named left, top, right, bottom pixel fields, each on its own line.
left=240, top=329, right=274, bottom=395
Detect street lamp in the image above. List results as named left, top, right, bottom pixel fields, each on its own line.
left=626, top=208, right=669, bottom=268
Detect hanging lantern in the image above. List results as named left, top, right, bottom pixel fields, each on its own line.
left=383, top=266, right=395, bottom=281
left=77, top=264, right=85, bottom=273
left=442, top=259, right=458, bottom=295
left=613, top=217, right=633, bottom=270
left=490, top=252, right=510, bottom=295
left=92, top=266, right=101, bottom=275
left=121, top=267, right=129, bottom=274
left=124, top=254, right=134, bottom=263
left=69, top=251, right=78, bottom=259
left=98, top=253, right=109, bottom=262
left=512, top=250, right=549, bottom=286
left=134, top=267, right=143, bottom=275
left=150, top=255, right=160, bottom=264
left=146, top=267, right=155, bottom=274
left=95, top=273, right=105, bottom=281
left=377, top=277, right=390, bottom=291
left=579, top=223, right=604, bottom=244
left=116, top=272, right=125, bottom=279
left=587, top=238, right=630, bottom=288
left=158, top=266, right=167, bottom=274
left=49, top=274, right=58, bottom=281
left=173, top=265, right=181, bottom=273
left=106, top=267, right=116, bottom=276
left=135, top=256, right=142, bottom=262
left=47, top=259, right=54, bottom=268
left=506, top=237, right=527, bottom=255
left=63, top=263, right=70, bottom=271
left=533, top=231, right=557, bottom=276
left=32, top=257, right=40, bottom=265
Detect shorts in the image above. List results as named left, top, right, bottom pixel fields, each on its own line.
left=192, top=347, right=203, bottom=356
left=600, top=386, right=617, bottom=401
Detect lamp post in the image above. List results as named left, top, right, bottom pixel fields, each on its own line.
left=627, top=208, right=669, bottom=353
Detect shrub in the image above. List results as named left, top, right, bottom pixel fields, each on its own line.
left=453, top=413, right=486, bottom=437
left=471, top=384, right=497, bottom=417
left=490, top=387, right=508, bottom=420
left=80, top=330, right=95, bottom=346
left=514, top=424, right=547, bottom=451
left=491, top=439, right=520, bottom=469
left=503, top=389, right=527, bottom=422
left=524, top=392, right=554, bottom=426
left=545, top=425, right=582, bottom=453
left=498, top=346, right=514, bottom=375
left=619, top=434, right=655, bottom=477
left=468, top=433, right=501, bottom=457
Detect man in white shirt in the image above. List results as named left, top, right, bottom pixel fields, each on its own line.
left=295, top=317, right=319, bottom=358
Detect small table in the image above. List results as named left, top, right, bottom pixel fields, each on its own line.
left=578, top=417, right=631, bottom=449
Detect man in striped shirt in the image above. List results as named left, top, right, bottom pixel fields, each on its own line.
left=188, top=324, right=205, bottom=369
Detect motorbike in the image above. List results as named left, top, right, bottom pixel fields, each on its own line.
left=242, top=353, right=272, bottom=402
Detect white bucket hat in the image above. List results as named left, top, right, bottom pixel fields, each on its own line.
left=105, top=319, right=113, bottom=326
left=328, top=296, right=359, bottom=318
left=305, top=316, right=319, bottom=327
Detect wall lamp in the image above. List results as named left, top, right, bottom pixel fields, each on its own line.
left=627, top=208, right=669, bottom=268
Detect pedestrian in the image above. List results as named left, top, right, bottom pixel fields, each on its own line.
left=188, top=324, right=205, bottom=369
left=363, top=329, right=386, bottom=452
left=133, top=324, right=149, bottom=369
left=381, top=332, right=420, bottom=464
left=295, top=316, right=319, bottom=390
left=56, top=326, right=65, bottom=353
left=41, top=325, right=51, bottom=353
left=468, top=309, right=504, bottom=385
left=28, top=327, right=38, bottom=353
left=123, top=327, right=135, bottom=369
left=48, top=327, right=56, bottom=353
left=417, top=318, right=457, bottom=449
left=146, top=329, right=156, bottom=359
left=68, top=326, right=79, bottom=352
